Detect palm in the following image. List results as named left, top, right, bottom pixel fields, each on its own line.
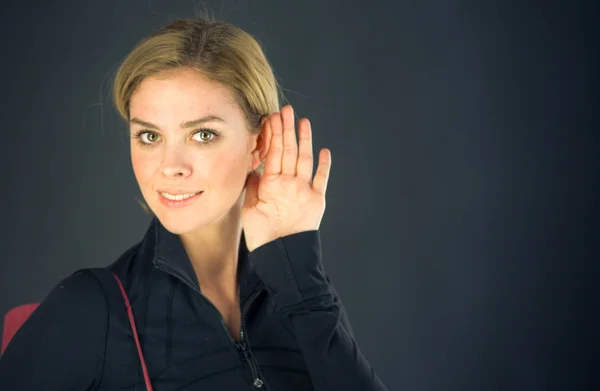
left=241, top=105, right=331, bottom=252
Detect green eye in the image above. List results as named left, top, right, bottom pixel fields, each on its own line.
left=193, top=128, right=220, bottom=144
left=197, top=130, right=213, bottom=141
left=132, top=128, right=220, bottom=146
left=133, top=130, right=160, bottom=145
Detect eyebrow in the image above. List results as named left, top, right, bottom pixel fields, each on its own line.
left=129, top=115, right=226, bottom=130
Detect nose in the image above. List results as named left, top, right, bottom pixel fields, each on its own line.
left=159, top=148, right=192, bottom=178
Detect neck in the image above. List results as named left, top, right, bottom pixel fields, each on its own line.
left=179, top=193, right=244, bottom=295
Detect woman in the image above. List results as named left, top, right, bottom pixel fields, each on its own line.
left=0, top=16, right=388, bottom=390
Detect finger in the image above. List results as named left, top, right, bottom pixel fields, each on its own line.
left=296, top=118, right=314, bottom=183
left=263, top=113, right=283, bottom=175
left=312, top=148, right=331, bottom=195
left=280, top=105, right=298, bottom=176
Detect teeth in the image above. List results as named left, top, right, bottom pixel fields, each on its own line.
left=161, top=192, right=198, bottom=201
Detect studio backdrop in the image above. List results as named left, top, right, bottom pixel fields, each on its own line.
left=0, top=0, right=597, bottom=390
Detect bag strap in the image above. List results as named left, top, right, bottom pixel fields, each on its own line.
left=111, top=272, right=154, bottom=391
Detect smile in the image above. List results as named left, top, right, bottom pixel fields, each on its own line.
left=160, top=192, right=200, bottom=201
left=158, top=191, right=203, bottom=208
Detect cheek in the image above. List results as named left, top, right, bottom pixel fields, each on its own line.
left=131, top=150, right=156, bottom=186
left=210, top=150, right=250, bottom=187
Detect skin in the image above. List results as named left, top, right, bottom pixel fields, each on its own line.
left=129, top=67, right=332, bottom=339
left=129, top=68, right=267, bottom=299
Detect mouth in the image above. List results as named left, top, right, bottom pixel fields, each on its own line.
left=157, top=191, right=203, bottom=208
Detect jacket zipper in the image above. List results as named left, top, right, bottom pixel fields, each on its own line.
left=155, top=261, right=267, bottom=389
left=238, top=293, right=267, bottom=389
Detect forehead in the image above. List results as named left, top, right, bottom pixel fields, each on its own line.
left=129, top=69, right=241, bottom=121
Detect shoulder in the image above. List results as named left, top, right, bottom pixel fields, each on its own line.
left=47, top=270, right=109, bottom=312
left=23, top=270, right=110, bottom=338
left=16, top=270, right=109, bottom=342
left=0, top=271, right=109, bottom=385
left=12, top=269, right=112, bottom=346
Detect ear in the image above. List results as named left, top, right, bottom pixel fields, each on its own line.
left=250, top=116, right=271, bottom=171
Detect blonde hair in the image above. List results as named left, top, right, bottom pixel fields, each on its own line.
left=111, top=15, right=286, bottom=216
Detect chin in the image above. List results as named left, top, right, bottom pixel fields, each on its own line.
left=153, top=209, right=208, bottom=235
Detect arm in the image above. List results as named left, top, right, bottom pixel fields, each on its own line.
left=0, top=271, right=108, bottom=390
left=327, top=275, right=356, bottom=337
left=249, top=230, right=389, bottom=391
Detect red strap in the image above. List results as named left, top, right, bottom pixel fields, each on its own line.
left=112, top=272, right=153, bottom=391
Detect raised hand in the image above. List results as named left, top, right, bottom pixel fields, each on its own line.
left=242, top=105, right=331, bottom=252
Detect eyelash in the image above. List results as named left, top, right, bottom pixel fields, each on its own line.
left=132, top=128, right=221, bottom=146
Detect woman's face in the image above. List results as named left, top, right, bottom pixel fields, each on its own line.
left=128, top=68, right=262, bottom=234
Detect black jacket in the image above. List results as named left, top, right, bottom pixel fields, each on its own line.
left=0, top=217, right=388, bottom=390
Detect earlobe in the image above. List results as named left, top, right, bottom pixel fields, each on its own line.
left=248, top=116, right=270, bottom=171
left=249, top=151, right=260, bottom=171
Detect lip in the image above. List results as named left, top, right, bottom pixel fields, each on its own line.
left=158, top=191, right=203, bottom=208
left=156, top=188, right=202, bottom=195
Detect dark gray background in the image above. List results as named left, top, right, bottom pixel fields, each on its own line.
left=0, top=0, right=597, bottom=389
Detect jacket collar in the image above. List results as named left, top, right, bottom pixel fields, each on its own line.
left=148, top=217, right=261, bottom=300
